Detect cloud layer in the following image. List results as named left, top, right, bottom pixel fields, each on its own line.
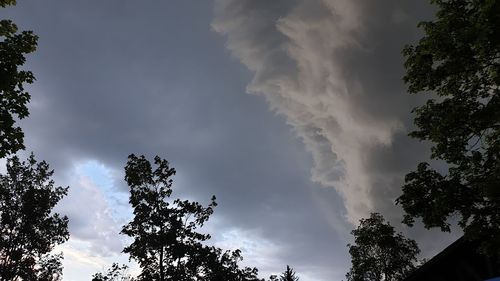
left=213, top=0, right=433, bottom=224
left=3, top=1, right=460, bottom=280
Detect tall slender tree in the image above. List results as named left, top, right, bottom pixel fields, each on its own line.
left=121, top=154, right=217, bottom=281
left=120, top=154, right=264, bottom=281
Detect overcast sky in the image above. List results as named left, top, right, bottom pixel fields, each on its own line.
left=3, top=1, right=461, bottom=280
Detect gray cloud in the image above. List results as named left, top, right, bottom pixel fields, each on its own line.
left=212, top=1, right=461, bottom=271
left=58, top=174, right=124, bottom=256
left=5, top=1, right=351, bottom=279
left=212, top=0, right=436, bottom=225
left=3, top=1, right=460, bottom=280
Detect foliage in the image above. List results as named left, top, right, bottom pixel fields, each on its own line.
left=0, top=1, right=38, bottom=157
left=36, top=253, right=64, bottom=281
left=396, top=0, right=500, bottom=252
left=200, top=247, right=262, bottom=281
left=92, top=263, right=134, bottom=281
left=121, top=154, right=215, bottom=280
left=346, top=213, right=420, bottom=281
left=0, top=154, right=69, bottom=280
left=0, top=1, right=16, bottom=7
left=269, top=265, right=299, bottom=281
left=121, top=154, right=262, bottom=281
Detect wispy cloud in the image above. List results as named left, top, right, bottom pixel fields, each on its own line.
left=213, top=0, right=427, bottom=224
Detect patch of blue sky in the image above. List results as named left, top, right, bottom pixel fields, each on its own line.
left=75, top=160, right=131, bottom=222
left=76, top=161, right=114, bottom=190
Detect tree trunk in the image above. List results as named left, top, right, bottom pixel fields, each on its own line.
left=160, top=245, right=164, bottom=281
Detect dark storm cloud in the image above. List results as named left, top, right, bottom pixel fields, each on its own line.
left=3, top=1, right=461, bottom=280
left=212, top=0, right=432, bottom=223
left=4, top=1, right=354, bottom=280
left=213, top=0, right=458, bottom=260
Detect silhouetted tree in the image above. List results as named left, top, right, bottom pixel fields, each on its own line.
left=0, top=154, right=69, bottom=280
left=0, top=0, right=38, bottom=157
left=92, top=263, right=134, bottom=281
left=271, top=265, right=298, bottom=281
left=201, top=247, right=262, bottom=281
left=121, top=154, right=218, bottom=281
left=346, top=213, right=419, bottom=281
left=98, top=154, right=278, bottom=281
left=120, top=154, right=265, bottom=281
left=396, top=0, right=500, bottom=253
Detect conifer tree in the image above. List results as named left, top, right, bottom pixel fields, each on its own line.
left=280, top=265, right=299, bottom=281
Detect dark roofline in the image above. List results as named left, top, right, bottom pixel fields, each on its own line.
left=404, top=236, right=466, bottom=281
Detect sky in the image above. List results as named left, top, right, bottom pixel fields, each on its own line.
left=3, top=1, right=462, bottom=280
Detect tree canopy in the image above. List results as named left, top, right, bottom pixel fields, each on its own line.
left=200, top=247, right=262, bottom=281
left=120, top=154, right=262, bottom=281
left=346, top=213, right=420, bottom=281
left=0, top=0, right=38, bottom=157
left=0, top=154, right=69, bottom=281
left=396, top=0, right=500, bottom=253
